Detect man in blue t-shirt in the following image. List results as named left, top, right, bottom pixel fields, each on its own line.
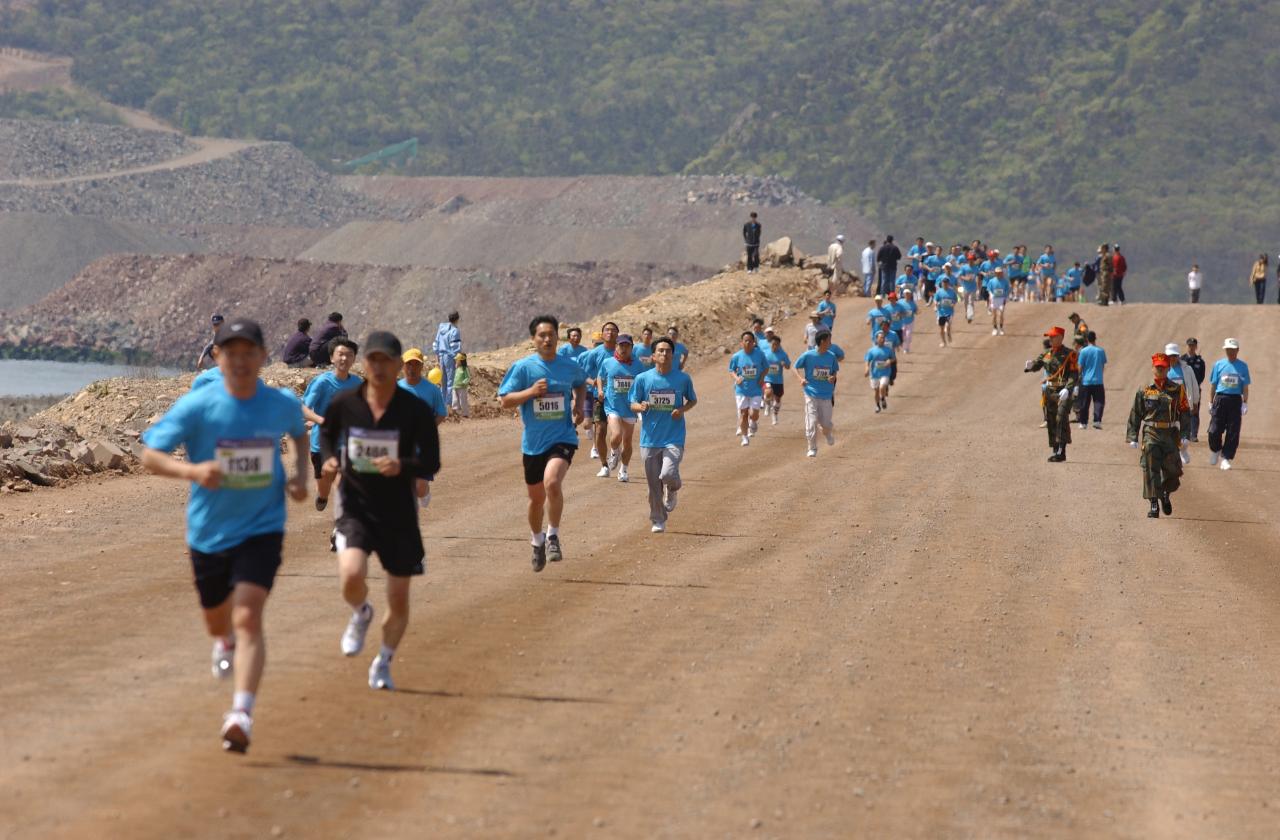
left=1075, top=331, right=1107, bottom=429
left=498, top=315, right=588, bottom=571
left=762, top=333, right=792, bottom=425
left=934, top=275, right=958, bottom=347
left=1036, top=245, right=1057, bottom=301
left=793, top=329, right=840, bottom=457
left=866, top=295, right=890, bottom=334
left=864, top=331, right=894, bottom=414
left=141, top=317, right=308, bottom=754
left=596, top=334, right=648, bottom=482
left=728, top=331, right=768, bottom=446
left=629, top=337, right=699, bottom=533
left=634, top=326, right=655, bottom=367
left=666, top=325, right=690, bottom=370
left=896, top=287, right=919, bottom=353
left=302, top=337, right=363, bottom=511
left=984, top=267, right=1011, bottom=336
left=579, top=322, right=619, bottom=464
left=1206, top=337, right=1251, bottom=470
left=816, top=290, right=837, bottom=330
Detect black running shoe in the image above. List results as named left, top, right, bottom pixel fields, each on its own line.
left=1148, top=500, right=1160, bottom=518
left=531, top=542, right=547, bottom=573
left=1161, top=495, right=1172, bottom=515
left=546, top=535, right=563, bottom=562
left=315, top=496, right=328, bottom=512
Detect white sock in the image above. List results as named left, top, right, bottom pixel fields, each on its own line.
left=357, top=601, right=372, bottom=620
left=531, top=531, right=546, bottom=546
left=233, top=691, right=255, bottom=714
left=546, top=525, right=559, bottom=538
left=379, top=644, right=395, bottom=663
left=219, top=634, right=235, bottom=650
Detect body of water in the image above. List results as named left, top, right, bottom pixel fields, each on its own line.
left=0, top=359, right=180, bottom=396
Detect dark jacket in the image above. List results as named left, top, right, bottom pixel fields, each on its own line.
left=309, top=320, right=347, bottom=365
left=1181, top=352, right=1206, bottom=385
left=743, top=221, right=762, bottom=246
left=876, top=242, right=902, bottom=270
left=282, top=331, right=312, bottom=366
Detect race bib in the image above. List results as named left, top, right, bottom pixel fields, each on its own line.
left=612, top=376, right=634, bottom=394
left=533, top=392, right=566, bottom=421
left=812, top=367, right=832, bottom=382
left=347, top=428, right=399, bottom=474
left=216, top=438, right=274, bottom=490
left=768, top=363, right=780, bottom=376
left=741, top=366, right=758, bottom=379
left=649, top=388, right=677, bottom=412
left=1220, top=373, right=1240, bottom=389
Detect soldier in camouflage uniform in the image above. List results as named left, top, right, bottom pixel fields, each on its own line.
left=1096, top=244, right=1114, bottom=306
left=1126, top=353, right=1191, bottom=518
left=1024, top=326, right=1080, bottom=462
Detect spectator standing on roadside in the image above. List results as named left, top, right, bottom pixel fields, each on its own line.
left=861, top=239, right=876, bottom=296
left=1180, top=338, right=1206, bottom=442
left=309, top=312, right=348, bottom=367
left=827, top=235, right=845, bottom=281
left=434, top=311, right=462, bottom=406
left=876, top=236, right=902, bottom=297
left=1096, top=244, right=1114, bottom=306
left=1111, top=244, right=1128, bottom=305
left=195, top=314, right=225, bottom=370
left=1249, top=254, right=1268, bottom=304
left=282, top=318, right=313, bottom=367
left=1188, top=264, right=1202, bottom=303
left=743, top=212, right=762, bottom=274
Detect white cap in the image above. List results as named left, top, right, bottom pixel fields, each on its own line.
left=1164, top=342, right=1180, bottom=355
left=901, top=287, right=913, bottom=294
left=873, top=294, right=883, bottom=300
left=925, top=241, right=935, bottom=247
left=1224, top=337, right=1240, bottom=350
left=836, top=234, right=845, bottom=242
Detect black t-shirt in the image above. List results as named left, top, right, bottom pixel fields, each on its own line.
left=320, top=384, right=441, bottom=525
left=877, top=243, right=901, bottom=268
left=743, top=221, right=762, bottom=246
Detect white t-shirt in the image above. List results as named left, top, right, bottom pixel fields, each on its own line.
left=827, top=242, right=844, bottom=267
left=861, top=246, right=875, bottom=274
left=1187, top=270, right=1202, bottom=290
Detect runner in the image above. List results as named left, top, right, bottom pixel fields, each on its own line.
left=866, top=294, right=889, bottom=335
left=596, top=334, right=646, bottom=481
left=934, top=274, right=958, bottom=347
left=1036, top=245, right=1057, bottom=303
left=1065, top=262, right=1084, bottom=302
left=579, top=322, right=619, bottom=462
left=875, top=321, right=901, bottom=388
left=629, top=337, right=698, bottom=533
left=498, top=315, right=588, bottom=571
left=666, top=325, right=690, bottom=370
left=397, top=347, right=450, bottom=503
left=301, top=337, right=362, bottom=515
left=957, top=259, right=978, bottom=323
left=793, top=329, right=840, bottom=458
left=921, top=243, right=945, bottom=304
left=762, top=332, right=791, bottom=424
left=557, top=327, right=588, bottom=363
left=885, top=291, right=905, bottom=347
left=140, top=318, right=308, bottom=753
left=805, top=310, right=823, bottom=349
left=1206, top=338, right=1251, bottom=471
left=729, top=331, right=768, bottom=446
left=896, top=287, right=918, bottom=352
left=320, top=332, right=441, bottom=692
left=985, top=266, right=1010, bottom=336
left=751, top=317, right=769, bottom=349
left=1126, top=354, right=1189, bottom=518
left=864, top=331, right=893, bottom=413
left=816, top=290, right=837, bottom=331
left=634, top=327, right=655, bottom=367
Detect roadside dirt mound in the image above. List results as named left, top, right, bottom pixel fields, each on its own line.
left=306, top=174, right=876, bottom=271
left=0, top=117, right=196, bottom=180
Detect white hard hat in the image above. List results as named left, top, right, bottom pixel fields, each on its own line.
left=1164, top=342, right=1180, bottom=355
left=1223, top=337, right=1240, bottom=350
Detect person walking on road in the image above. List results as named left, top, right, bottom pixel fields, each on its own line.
left=629, top=337, right=697, bottom=533
left=984, top=266, right=1010, bottom=336
left=1126, top=353, right=1189, bottom=519
left=195, top=313, right=225, bottom=370
left=1163, top=342, right=1199, bottom=464
left=433, top=312, right=462, bottom=406
left=1249, top=254, right=1268, bottom=304
left=794, top=329, right=840, bottom=458
left=1096, top=244, right=1114, bottom=306
left=1180, top=338, right=1206, bottom=441
left=827, top=235, right=845, bottom=282
left=1076, top=331, right=1107, bottom=429
left=1024, top=326, right=1080, bottom=462
left=498, top=315, right=588, bottom=571
left=861, top=239, right=876, bottom=297
left=876, top=236, right=902, bottom=297
left=743, top=212, right=763, bottom=274
left=1188, top=264, right=1203, bottom=303
left=1206, top=338, right=1251, bottom=471
left=141, top=318, right=309, bottom=753
left=1111, top=244, right=1128, bottom=304
left=729, top=331, right=768, bottom=446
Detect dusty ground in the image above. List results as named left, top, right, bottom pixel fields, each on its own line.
left=1, top=299, right=1278, bottom=838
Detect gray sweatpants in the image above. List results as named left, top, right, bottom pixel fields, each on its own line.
left=642, top=445, right=684, bottom=525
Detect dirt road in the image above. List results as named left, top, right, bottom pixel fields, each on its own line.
left=0, top=137, right=261, bottom=187
left=2, top=301, right=1277, bottom=838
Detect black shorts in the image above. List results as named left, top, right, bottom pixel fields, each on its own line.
left=189, top=532, right=284, bottom=609
left=335, top=515, right=425, bottom=577
left=310, top=450, right=324, bottom=480
left=765, top=381, right=784, bottom=398
left=938, top=315, right=951, bottom=326
left=523, top=442, right=577, bottom=485
left=592, top=397, right=606, bottom=424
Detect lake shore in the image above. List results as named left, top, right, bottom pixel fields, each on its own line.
left=0, top=395, right=62, bottom=424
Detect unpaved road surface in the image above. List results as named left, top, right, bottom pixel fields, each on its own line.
left=2, top=301, right=1278, bottom=838
left=0, top=137, right=261, bottom=187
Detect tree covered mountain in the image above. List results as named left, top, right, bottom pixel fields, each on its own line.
left=4, top=0, right=1278, bottom=300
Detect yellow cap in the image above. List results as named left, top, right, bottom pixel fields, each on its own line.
left=402, top=348, right=426, bottom=364
left=591, top=331, right=604, bottom=341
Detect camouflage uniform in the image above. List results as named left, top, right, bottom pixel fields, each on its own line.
left=1027, top=344, right=1080, bottom=460
left=1126, top=378, right=1190, bottom=506
left=1097, top=253, right=1114, bottom=305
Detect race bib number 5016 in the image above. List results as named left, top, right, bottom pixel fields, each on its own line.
left=533, top=392, right=566, bottom=421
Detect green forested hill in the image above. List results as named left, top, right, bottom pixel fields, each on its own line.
left=3, top=0, right=1278, bottom=300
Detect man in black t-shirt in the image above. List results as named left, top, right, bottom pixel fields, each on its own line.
left=743, top=212, right=762, bottom=273
left=876, top=236, right=902, bottom=296
left=320, top=331, right=441, bottom=692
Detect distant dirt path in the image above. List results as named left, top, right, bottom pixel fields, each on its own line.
left=1, top=300, right=1278, bottom=838
left=0, top=136, right=262, bottom=186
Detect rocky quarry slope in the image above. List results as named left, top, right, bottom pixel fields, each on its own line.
left=0, top=118, right=197, bottom=181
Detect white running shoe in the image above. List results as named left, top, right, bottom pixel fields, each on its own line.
left=998, top=328, right=1005, bottom=336
left=1180, top=449, right=1191, bottom=466
left=1220, top=458, right=1232, bottom=471
left=607, top=450, right=619, bottom=471
left=741, top=435, right=750, bottom=447
left=1208, top=451, right=1219, bottom=466
left=825, top=430, right=836, bottom=446
left=1078, top=423, right=1087, bottom=430
left=341, top=604, right=373, bottom=657
left=211, top=638, right=234, bottom=680
left=369, top=655, right=394, bottom=691
left=806, top=448, right=817, bottom=458
left=992, top=328, right=998, bottom=336
left=748, top=420, right=758, bottom=436
left=771, top=414, right=778, bottom=426
left=651, top=522, right=665, bottom=533
left=221, top=710, right=252, bottom=753
left=617, top=467, right=629, bottom=483
left=664, top=489, right=678, bottom=512
left=590, top=446, right=599, bottom=460
left=596, top=465, right=610, bottom=478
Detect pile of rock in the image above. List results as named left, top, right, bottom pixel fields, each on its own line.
left=726, top=236, right=863, bottom=294
left=0, top=118, right=196, bottom=181
left=679, top=174, right=809, bottom=207
left=0, top=421, right=137, bottom=492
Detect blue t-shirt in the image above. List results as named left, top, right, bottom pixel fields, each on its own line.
left=598, top=355, right=647, bottom=419
left=729, top=347, right=768, bottom=397
left=1004, top=254, right=1024, bottom=278
left=192, top=368, right=223, bottom=390
left=752, top=330, right=769, bottom=349
left=634, top=342, right=654, bottom=366
left=1210, top=358, right=1251, bottom=395
left=670, top=341, right=690, bottom=369
left=895, top=299, right=918, bottom=325
left=1054, top=277, right=1071, bottom=298
left=864, top=345, right=894, bottom=378
left=629, top=368, right=697, bottom=448
left=1077, top=345, right=1107, bottom=386
left=498, top=353, right=588, bottom=455
left=923, top=254, right=946, bottom=279
left=895, top=273, right=915, bottom=292
left=762, top=347, right=791, bottom=384
left=980, top=259, right=1001, bottom=280
left=302, top=371, right=363, bottom=452
left=867, top=306, right=889, bottom=332
left=935, top=288, right=957, bottom=318
left=1037, top=254, right=1056, bottom=278
left=907, top=244, right=925, bottom=269
left=1066, top=267, right=1083, bottom=289
left=816, top=300, right=836, bottom=329
left=958, top=264, right=978, bottom=293
left=557, top=343, right=589, bottom=364
left=578, top=343, right=615, bottom=397
left=985, top=276, right=1011, bottom=298
left=794, top=349, right=840, bottom=400
left=398, top=377, right=448, bottom=418
left=142, top=382, right=305, bottom=554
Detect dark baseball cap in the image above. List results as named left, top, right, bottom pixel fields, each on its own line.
left=1186, top=337, right=1198, bottom=345
left=213, top=317, right=264, bottom=348
left=363, top=330, right=403, bottom=359
left=617, top=333, right=634, bottom=345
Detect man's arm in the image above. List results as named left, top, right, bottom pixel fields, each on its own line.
left=142, top=447, right=221, bottom=489
left=1126, top=391, right=1142, bottom=443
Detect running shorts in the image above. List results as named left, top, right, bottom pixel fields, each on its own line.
left=735, top=394, right=764, bottom=411
left=604, top=409, right=636, bottom=422
left=869, top=376, right=891, bottom=389
left=189, top=532, right=284, bottom=608
left=335, top=515, right=425, bottom=577
left=937, top=314, right=951, bottom=326
left=765, top=382, right=784, bottom=398
left=522, top=442, right=577, bottom=485
left=991, top=296, right=1006, bottom=311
